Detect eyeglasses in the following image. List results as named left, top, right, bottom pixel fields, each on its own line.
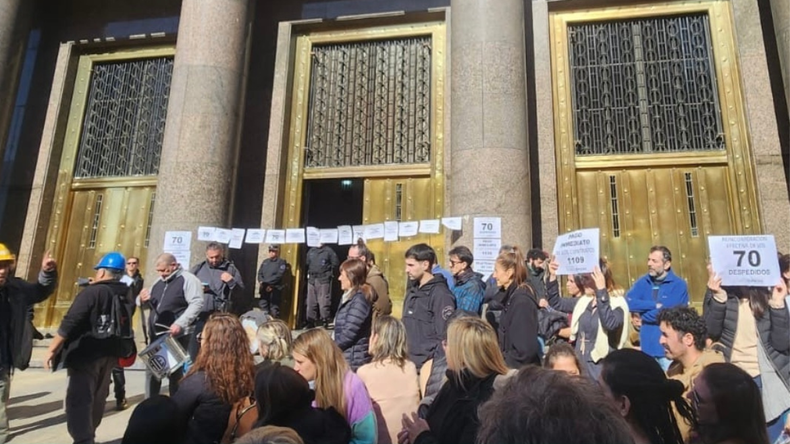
left=449, top=259, right=462, bottom=266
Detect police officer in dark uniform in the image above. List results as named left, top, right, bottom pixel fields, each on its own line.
left=257, top=244, right=288, bottom=318
left=305, top=243, right=339, bottom=328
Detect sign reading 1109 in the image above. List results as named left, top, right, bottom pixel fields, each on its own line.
left=552, top=228, right=600, bottom=275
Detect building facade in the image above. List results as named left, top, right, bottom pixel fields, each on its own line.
left=1, top=0, right=787, bottom=327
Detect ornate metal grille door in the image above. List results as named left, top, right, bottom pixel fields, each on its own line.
left=568, top=14, right=725, bottom=156
left=74, top=56, right=173, bottom=178
left=304, top=37, right=432, bottom=168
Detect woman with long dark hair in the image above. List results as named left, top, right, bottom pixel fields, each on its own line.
left=334, top=258, right=373, bottom=370
left=688, top=362, right=769, bottom=444
left=172, top=313, right=256, bottom=444
left=599, top=348, right=695, bottom=444
left=485, top=246, right=540, bottom=368
left=703, top=265, right=790, bottom=441
left=546, top=258, right=629, bottom=379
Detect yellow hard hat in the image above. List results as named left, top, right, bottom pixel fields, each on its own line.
left=0, top=243, right=14, bottom=262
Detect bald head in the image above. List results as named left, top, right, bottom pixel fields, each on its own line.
left=154, top=253, right=178, bottom=279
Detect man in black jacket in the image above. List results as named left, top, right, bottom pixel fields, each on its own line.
left=305, top=244, right=339, bottom=328
left=189, top=242, right=244, bottom=359
left=402, top=243, right=456, bottom=371
left=0, top=244, right=57, bottom=444
left=257, top=244, right=288, bottom=318
left=44, top=252, right=133, bottom=444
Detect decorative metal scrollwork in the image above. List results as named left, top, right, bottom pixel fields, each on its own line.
left=75, top=57, right=173, bottom=178
left=305, top=37, right=432, bottom=168
left=569, top=14, right=725, bottom=156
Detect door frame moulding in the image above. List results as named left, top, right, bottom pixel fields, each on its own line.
left=549, top=0, right=762, bottom=236
left=260, top=11, right=448, bottom=325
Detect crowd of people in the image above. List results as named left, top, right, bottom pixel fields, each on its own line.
left=0, top=237, right=789, bottom=444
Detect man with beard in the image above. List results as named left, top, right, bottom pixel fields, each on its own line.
left=626, top=246, right=689, bottom=371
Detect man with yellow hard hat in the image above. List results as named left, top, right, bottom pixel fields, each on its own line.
left=0, top=244, right=57, bottom=443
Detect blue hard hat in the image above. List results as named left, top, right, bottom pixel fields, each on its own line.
left=95, top=252, right=126, bottom=272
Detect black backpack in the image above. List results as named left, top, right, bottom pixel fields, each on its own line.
left=93, top=285, right=136, bottom=358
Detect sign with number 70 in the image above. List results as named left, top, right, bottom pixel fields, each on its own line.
left=708, top=235, right=780, bottom=287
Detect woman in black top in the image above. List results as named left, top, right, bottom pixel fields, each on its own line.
left=485, top=246, right=540, bottom=368
left=399, top=317, right=510, bottom=444
left=172, top=313, right=256, bottom=444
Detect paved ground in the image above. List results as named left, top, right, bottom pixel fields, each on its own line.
left=7, top=338, right=156, bottom=444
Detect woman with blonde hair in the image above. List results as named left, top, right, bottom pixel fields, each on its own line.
left=292, top=328, right=377, bottom=444
left=545, top=257, right=629, bottom=379
left=358, top=316, right=420, bottom=444
left=334, top=258, right=373, bottom=370
left=257, top=319, right=294, bottom=368
left=399, top=317, right=509, bottom=444
left=485, top=246, right=540, bottom=367
left=172, top=312, right=256, bottom=444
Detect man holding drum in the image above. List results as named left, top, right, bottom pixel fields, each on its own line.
left=139, top=253, right=203, bottom=398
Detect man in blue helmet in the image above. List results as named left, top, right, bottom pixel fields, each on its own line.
left=44, top=252, right=136, bottom=444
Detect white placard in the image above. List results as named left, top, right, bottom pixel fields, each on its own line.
left=474, top=238, right=502, bottom=262
left=399, top=221, right=419, bottom=237
left=441, top=217, right=463, bottom=231
left=384, top=221, right=399, bottom=241
left=164, top=231, right=192, bottom=252
left=197, top=226, right=216, bottom=241
left=245, top=229, right=265, bottom=244
left=473, top=217, right=502, bottom=239
left=306, top=227, right=321, bottom=247
left=285, top=228, right=306, bottom=244
left=352, top=225, right=365, bottom=243
left=164, top=231, right=192, bottom=269
left=229, top=228, right=246, bottom=249
left=476, top=260, right=496, bottom=282
left=319, top=229, right=339, bottom=244
left=552, top=228, right=600, bottom=275
left=265, top=229, right=285, bottom=244
left=338, top=226, right=353, bottom=245
left=364, top=223, right=385, bottom=240
left=214, top=228, right=232, bottom=244
left=708, top=235, right=780, bottom=287
left=419, top=219, right=441, bottom=234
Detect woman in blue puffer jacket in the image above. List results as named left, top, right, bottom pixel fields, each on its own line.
left=334, top=258, right=373, bottom=370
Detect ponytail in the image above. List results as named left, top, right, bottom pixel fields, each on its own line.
left=495, top=246, right=529, bottom=288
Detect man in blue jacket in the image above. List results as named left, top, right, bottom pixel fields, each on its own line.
left=626, top=246, right=689, bottom=371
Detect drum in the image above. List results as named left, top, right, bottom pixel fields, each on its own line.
left=139, top=334, right=190, bottom=380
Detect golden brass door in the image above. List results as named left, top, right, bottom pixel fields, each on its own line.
left=39, top=46, right=173, bottom=327
left=40, top=185, right=156, bottom=327
left=575, top=167, right=734, bottom=305
left=550, top=2, right=762, bottom=305
left=362, top=177, right=444, bottom=318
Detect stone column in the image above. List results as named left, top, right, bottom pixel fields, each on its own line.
left=449, top=0, right=531, bottom=248
left=0, top=0, right=32, bottom=168
left=148, top=0, right=250, bottom=274
left=771, top=0, right=790, bottom=112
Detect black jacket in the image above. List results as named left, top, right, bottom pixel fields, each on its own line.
left=256, top=405, right=351, bottom=444
left=0, top=270, right=57, bottom=371
left=172, top=370, right=232, bottom=444
left=305, top=246, right=339, bottom=283
left=402, top=275, right=456, bottom=369
left=704, top=290, right=790, bottom=382
left=55, top=280, right=135, bottom=369
left=414, top=370, right=498, bottom=444
left=190, top=259, right=244, bottom=313
left=334, top=289, right=372, bottom=370
left=489, top=282, right=540, bottom=368
left=257, top=257, right=288, bottom=289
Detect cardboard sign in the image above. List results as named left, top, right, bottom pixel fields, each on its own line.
left=474, top=238, right=502, bottom=262
left=229, top=229, right=246, bottom=249
left=552, top=228, right=600, bottom=275
left=245, top=229, right=265, bottom=244
left=338, top=226, right=353, bottom=245
left=306, top=227, right=320, bottom=247
left=708, top=235, right=780, bottom=287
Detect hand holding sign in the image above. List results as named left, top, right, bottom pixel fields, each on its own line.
left=772, top=279, right=788, bottom=308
